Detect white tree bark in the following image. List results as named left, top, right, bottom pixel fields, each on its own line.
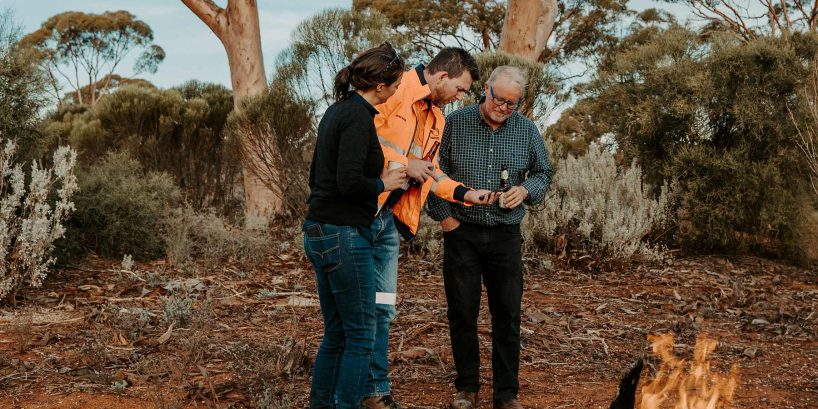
left=499, top=0, right=558, bottom=63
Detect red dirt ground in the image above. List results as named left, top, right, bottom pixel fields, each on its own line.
left=1, top=252, right=816, bottom=408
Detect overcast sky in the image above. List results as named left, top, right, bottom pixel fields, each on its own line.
left=4, top=0, right=691, bottom=89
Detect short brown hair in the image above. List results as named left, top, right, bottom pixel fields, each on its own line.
left=426, top=47, right=480, bottom=82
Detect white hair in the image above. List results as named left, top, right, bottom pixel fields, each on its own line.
left=487, top=65, right=527, bottom=94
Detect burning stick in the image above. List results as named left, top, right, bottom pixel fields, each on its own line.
left=640, top=333, right=738, bottom=409
left=609, top=333, right=739, bottom=409
left=610, top=359, right=644, bottom=409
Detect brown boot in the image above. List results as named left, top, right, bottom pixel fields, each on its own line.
left=451, top=391, right=478, bottom=409
left=493, top=399, right=522, bottom=409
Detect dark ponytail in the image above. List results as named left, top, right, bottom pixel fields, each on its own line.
left=334, top=65, right=354, bottom=102
left=332, top=42, right=406, bottom=102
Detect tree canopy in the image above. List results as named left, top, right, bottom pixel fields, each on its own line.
left=21, top=10, right=165, bottom=107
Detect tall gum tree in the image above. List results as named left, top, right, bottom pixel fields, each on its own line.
left=181, top=0, right=281, bottom=223
left=21, top=10, right=165, bottom=107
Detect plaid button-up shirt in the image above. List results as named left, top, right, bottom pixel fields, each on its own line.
left=427, top=102, right=554, bottom=226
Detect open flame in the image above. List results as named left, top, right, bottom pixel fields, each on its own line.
left=639, top=333, right=738, bottom=409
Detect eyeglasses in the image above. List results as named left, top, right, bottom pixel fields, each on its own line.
left=488, top=86, right=521, bottom=110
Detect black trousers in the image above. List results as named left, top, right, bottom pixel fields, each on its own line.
left=442, top=222, right=523, bottom=403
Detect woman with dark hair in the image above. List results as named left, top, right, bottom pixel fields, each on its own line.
left=303, top=42, right=407, bottom=408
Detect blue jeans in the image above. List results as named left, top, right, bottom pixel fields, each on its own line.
left=303, top=220, right=376, bottom=409
left=366, top=207, right=401, bottom=397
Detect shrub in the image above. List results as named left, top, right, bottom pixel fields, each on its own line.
left=164, top=206, right=272, bottom=265
left=0, top=11, right=48, bottom=162
left=161, top=291, right=194, bottom=327
left=227, top=87, right=315, bottom=220
left=668, top=145, right=805, bottom=258
left=62, top=151, right=180, bottom=260
left=548, top=24, right=818, bottom=260
left=1, top=139, right=78, bottom=300
left=41, top=81, right=241, bottom=215
left=524, top=142, right=670, bottom=266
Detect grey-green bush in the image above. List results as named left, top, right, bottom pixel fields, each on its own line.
left=0, top=11, right=48, bottom=162
left=548, top=23, right=818, bottom=260
left=164, top=206, right=272, bottom=265
left=61, top=151, right=180, bottom=259
left=41, top=81, right=241, bottom=215
left=524, top=142, right=670, bottom=266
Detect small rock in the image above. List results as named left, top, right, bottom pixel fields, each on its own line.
left=526, top=310, right=548, bottom=324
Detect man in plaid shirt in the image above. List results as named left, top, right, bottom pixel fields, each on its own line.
left=427, top=66, right=553, bottom=409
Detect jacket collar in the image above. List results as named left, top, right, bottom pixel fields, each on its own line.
left=415, top=64, right=427, bottom=85
left=404, top=65, right=433, bottom=104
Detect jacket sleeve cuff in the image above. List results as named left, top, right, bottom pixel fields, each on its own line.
left=376, top=178, right=385, bottom=194
left=453, top=185, right=469, bottom=202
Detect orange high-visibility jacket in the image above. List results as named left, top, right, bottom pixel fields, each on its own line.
left=374, top=67, right=469, bottom=237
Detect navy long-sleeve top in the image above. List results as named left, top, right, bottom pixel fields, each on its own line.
left=306, top=93, right=385, bottom=227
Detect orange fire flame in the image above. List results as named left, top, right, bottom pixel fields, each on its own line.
left=640, top=333, right=738, bottom=409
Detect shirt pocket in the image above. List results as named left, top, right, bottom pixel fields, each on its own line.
left=502, top=141, right=530, bottom=186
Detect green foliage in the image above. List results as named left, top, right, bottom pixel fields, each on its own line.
left=353, top=0, right=505, bottom=57
left=549, top=23, right=818, bottom=259
left=62, top=152, right=180, bottom=260
left=668, top=145, right=799, bottom=257
left=42, top=81, right=241, bottom=214
left=354, top=0, right=630, bottom=67
left=20, top=10, right=165, bottom=106
left=274, top=7, right=411, bottom=107
left=355, top=0, right=631, bottom=100
left=0, top=11, right=48, bottom=161
left=545, top=0, right=631, bottom=67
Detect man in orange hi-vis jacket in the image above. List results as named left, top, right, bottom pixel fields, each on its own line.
left=361, top=48, right=498, bottom=409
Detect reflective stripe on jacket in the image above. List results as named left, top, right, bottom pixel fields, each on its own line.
left=374, top=68, right=467, bottom=237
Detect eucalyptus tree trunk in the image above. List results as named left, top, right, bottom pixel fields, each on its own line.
left=499, top=0, right=558, bottom=63
left=182, top=0, right=281, bottom=223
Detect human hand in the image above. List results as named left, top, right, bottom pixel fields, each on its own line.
left=440, top=217, right=460, bottom=233
left=381, top=167, right=408, bottom=191
left=464, top=189, right=500, bottom=205
left=500, top=186, right=528, bottom=209
left=406, top=158, right=436, bottom=184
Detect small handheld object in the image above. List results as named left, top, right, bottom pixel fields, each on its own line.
left=408, top=141, right=441, bottom=188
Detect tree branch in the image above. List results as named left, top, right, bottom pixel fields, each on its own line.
left=181, top=0, right=226, bottom=38
left=691, top=1, right=756, bottom=41
left=762, top=0, right=783, bottom=34
left=780, top=0, right=793, bottom=32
